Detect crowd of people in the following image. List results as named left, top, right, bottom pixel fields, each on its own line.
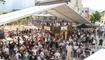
left=0, top=27, right=104, bottom=60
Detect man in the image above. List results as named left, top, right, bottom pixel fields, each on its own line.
left=0, top=51, right=4, bottom=60
left=18, top=36, right=20, bottom=47
left=15, top=51, right=21, bottom=60
left=4, top=52, right=10, bottom=60
left=54, top=50, right=60, bottom=59
left=66, top=43, right=73, bottom=60
left=99, top=39, right=103, bottom=49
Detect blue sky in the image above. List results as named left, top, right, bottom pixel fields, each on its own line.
left=1, top=0, right=105, bottom=12
left=1, top=0, right=35, bottom=11
left=82, top=0, right=105, bottom=11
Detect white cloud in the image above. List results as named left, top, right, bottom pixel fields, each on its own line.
left=82, top=0, right=105, bottom=11
left=21, top=0, right=35, bottom=8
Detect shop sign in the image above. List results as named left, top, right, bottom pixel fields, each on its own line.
left=61, top=26, right=68, bottom=30
left=44, top=26, right=50, bottom=30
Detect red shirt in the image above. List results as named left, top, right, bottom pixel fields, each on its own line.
left=12, top=32, right=14, bottom=35
left=27, top=40, right=30, bottom=46
left=40, top=38, right=43, bottom=43
left=8, top=31, right=10, bottom=33
left=94, top=29, right=96, bottom=33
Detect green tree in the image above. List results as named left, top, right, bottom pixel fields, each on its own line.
left=18, top=18, right=25, bottom=22
left=2, top=12, right=8, bottom=14
left=90, top=11, right=101, bottom=23
left=18, top=16, right=32, bottom=22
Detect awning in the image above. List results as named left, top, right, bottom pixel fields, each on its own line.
left=85, top=49, right=105, bottom=60
left=0, top=3, right=91, bottom=25
left=47, top=4, right=91, bottom=24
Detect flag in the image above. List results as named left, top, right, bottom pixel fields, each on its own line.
left=87, top=8, right=89, bottom=20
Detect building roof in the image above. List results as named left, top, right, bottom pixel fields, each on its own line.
left=0, top=3, right=91, bottom=25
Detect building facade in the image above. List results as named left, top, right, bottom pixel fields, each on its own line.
left=101, top=11, right=105, bottom=20
left=68, top=0, right=83, bottom=14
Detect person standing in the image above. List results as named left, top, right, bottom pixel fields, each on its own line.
left=99, top=39, right=103, bottom=49
left=66, top=43, right=73, bottom=60
left=18, top=36, right=20, bottom=48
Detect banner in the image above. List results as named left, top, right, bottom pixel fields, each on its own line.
left=44, top=26, right=50, bottom=30
left=86, top=8, right=89, bottom=19
left=61, top=26, right=68, bottom=30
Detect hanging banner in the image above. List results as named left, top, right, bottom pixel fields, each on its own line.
left=44, top=26, right=50, bottom=30
left=61, top=26, right=68, bottom=30
left=86, top=8, right=89, bottom=20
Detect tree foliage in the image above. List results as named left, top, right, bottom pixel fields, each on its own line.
left=18, top=18, right=25, bottom=22
left=2, top=12, right=8, bottom=14
left=53, top=28, right=60, bottom=34
left=18, top=16, right=32, bottom=23
left=90, top=11, right=101, bottom=22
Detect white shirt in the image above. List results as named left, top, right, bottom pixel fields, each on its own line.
left=32, top=49, right=37, bottom=55
left=93, top=40, right=96, bottom=44
left=15, top=53, right=21, bottom=59
left=91, top=34, right=94, bottom=38
left=0, top=59, right=4, bottom=60
left=14, top=47, right=18, bottom=53
left=40, top=52, right=44, bottom=58
left=74, top=46, right=78, bottom=50
left=78, top=32, right=80, bottom=35
left=69, top=38, right=72, bottom=42
left=37, top=56, right=41, bottom=60
left=45, top=38, right=47, bottom=42
left=54, top=52, right=60, bottom=58
left=4, top=48, right=9, bottom=52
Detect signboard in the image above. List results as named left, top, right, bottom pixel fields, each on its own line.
left=61, top=26, right=68, bottom=30
left=44, top=26, right=50, bottom=30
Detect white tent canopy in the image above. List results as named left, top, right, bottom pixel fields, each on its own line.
left=0, top=3, right=91, bottom=25
left=34, top=13, right=53, bottom=16
left=85, top=49, right=105, bottom=60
